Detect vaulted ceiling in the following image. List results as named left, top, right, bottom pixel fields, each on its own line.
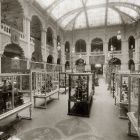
left=34, top=0, right=140, bottom=30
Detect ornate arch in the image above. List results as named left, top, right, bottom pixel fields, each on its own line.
left=3, top=43, right=25, bottom=58
left=91, top=38, right=103, bottom=52
left=75, top=39, right=86, bottom=52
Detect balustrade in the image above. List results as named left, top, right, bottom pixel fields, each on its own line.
left=1, top=23, right=25, bottom=40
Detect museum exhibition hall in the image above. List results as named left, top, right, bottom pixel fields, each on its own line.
left=1, top=0, right=140, bottom=140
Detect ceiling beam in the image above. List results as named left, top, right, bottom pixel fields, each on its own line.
left=110, top=6, right=137, bottom=22
left=57, top=2, right=140, bottom=23
left=64, top=10, right=83, bottom=30
left=105, top=0, right=109, bottom=27
left=47, top=0, right=64, bottom=12
left=81, top=0, right=89, bottom=28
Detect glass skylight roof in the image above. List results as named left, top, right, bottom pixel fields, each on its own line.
left=35, top=0, right=140, bottom=30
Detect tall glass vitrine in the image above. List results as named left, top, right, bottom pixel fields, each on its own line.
left=127, top=74, right=140, bottom=137
left=115, top=73, right=129, bottom=119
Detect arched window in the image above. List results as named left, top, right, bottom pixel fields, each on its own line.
left=47, top=27, right=53, bottom=46
left=65, top=41, right=70, bottom=53
left=57, top=58, right=61, bottom=64
left=128, top=59, right=135, bottom=71
left=65, top=61, right=70, bottom=70
left=57, top=35, right=61, bottom=46
left=75, top=39, right=86, bottom=53
left=47, top=55, right=53, bottom=64
left=91, top=38, right=103, bottom=52
left=108, top=57, right=121, bottom=65
left=108, top=36, right=121, bottom=51
left=128, top=36, right=135, bottom=50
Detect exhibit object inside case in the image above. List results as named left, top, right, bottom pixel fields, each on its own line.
left=0, top=73, right=32, bottom=121
left=127, top=74, right=140, bottom=137
left=68, top=73, right=94, bottom=117
left=115, top=72, right=129, bottom=119
left=31, top=70, right=59, bottom=109
left=59, top=72, right=69, bottom=94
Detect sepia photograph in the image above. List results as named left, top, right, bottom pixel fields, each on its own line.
left=0, top=0, right=140, bottom=140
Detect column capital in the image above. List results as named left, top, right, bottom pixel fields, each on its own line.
left=24, top=16, right=31, bottom=22
left=103, top=41, right=108, bottom=44
left=41, top=28, right=47, bottom=32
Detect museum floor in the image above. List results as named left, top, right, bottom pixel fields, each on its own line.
left=2, top=77, right=139, bottom=140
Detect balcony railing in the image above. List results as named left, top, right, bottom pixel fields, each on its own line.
left=108, top=50, right=121, bottom=54
left=1, top=57, right=63, bottom=73
left=1, top=23, right=25, bottom=40
left=90, top=51, right=104, bottom=55
left=75, top=52, right=87, bottom=55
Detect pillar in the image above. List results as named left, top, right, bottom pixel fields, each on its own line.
left=135, top=37, right=140, bottom=71
left=85, top=43, right=90, bottom=71
left=103, top=41, right=108, bottom=77
left=60, top=43, right=65, bottom=71
left=24, top=17, right=31, bottom=59
left=0, top=1, right=2, bottom=73
left=121, top=39, right=129, bottom=71
left=23, top=16, right=31, bottom=69
left=41, top=29, right=47, bottom=62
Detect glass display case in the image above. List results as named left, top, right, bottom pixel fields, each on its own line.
left=0, top=73, right=32, bottom=121
left=115, top=73, right=129, bottom=119
left=84, top=71, right=95, bottom=94
left=127, top=74, right=140, bottom=137
left=68, top=73, right=94, bottom=117
left=110, top=72, right=115, bottom=98
left=31, top=70, right=59, bottom=109
left=59, top=72, right=69, bottom=94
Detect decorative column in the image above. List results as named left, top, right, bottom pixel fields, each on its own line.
left=41, top=29, right=47, bottom=62
left=85, top=42, right=90, bottom=71
left=135, top=36, right=140, bottom=71
left=121, top=39, right=129, bottom=71
left=24, top=17, right=31, bottom=69
left=103, top=41, right=108, bottom=77
left=0, top=1, right=3, bottom=73
left=60, top=43, right=65, bottom=71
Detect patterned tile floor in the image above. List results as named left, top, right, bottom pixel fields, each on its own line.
left=2, top=77, right=139, bottom=140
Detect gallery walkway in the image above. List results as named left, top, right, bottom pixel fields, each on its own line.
left=5, top=77, right=139, bottom=140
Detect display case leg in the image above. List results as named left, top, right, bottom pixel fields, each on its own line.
left=128, top=121, right=138, bottom=137
left=16, top=106, right=32, bottom=120
left=58, top=92, right=59, bottom=100
left=44, top=98, right=47, bottom=109
left=68, top=101, right=70, bottom=115
left=34, top=97, right=36, bottom=108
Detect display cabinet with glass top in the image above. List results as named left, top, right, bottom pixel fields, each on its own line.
left=31, top=70, right=59, bottom=109
left=68, top=73, right=94, bottom=117
left=127, top=74, right=140, bottom=137
left=0, top=73, right=32, bottom=121
left=59, top=72, right=69, bottom=94
left=115, top=72, right=129, bottom=119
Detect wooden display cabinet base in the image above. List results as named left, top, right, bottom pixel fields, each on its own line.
left=127, top=132, right=138, bottom=137
left=68, top=97, right=93, bottom=118
left=34, top=89, right=59, bottom=109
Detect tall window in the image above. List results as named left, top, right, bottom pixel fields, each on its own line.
left=47, top=55, right=53, bottom=64
left=91, top=38, right=103, bottom=52
left=65, top=41, right=70, bottom=53
left=108, top=36, right=121, bottom=51
left=47, top=27, right=53, bottom=46
left=57, top=35, right=61, bottom=46
left=75, top=39, right=86, bottom=53
left=128, top=36, right=135, bottom=51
